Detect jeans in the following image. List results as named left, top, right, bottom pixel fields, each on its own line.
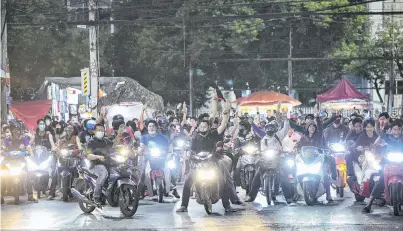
left=180, top=170, right=230, bottom=208
left=217, top=155, right=240, bottom=203
left=91, top=165, right=108, bottom=198
left=49, top=160, right=58, bottom=196
left=370, top=172, right=384, bottom=198
left=345, top=152, right=359, bottom=177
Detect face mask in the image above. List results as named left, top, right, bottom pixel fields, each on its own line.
left=266, top=131, right=275, bottom=137
left=45, top=120, right=51, bottom=126
left=39, top=125, right=46, bottom=131
left=95, top=131, right=104, bottom=139
left=149, top=131, right=156, bottom=135
left=56, top=128, right=62, bottom=134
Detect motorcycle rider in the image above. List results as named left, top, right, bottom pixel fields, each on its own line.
left=345, top=118, right=363, bottom=142
left=1, top=123, right=38, bottom=203
left=323, top=115, right=349, bottom=143
left=176, top=101, right=237, bottom=213
left=375, top=112, right=391, bottom=136
left=78, top=119, right=96, bottom=150
left=245, top=111, right=290, bottom=202
left=86, top=123, right=112, bottom=205
left=363, top=120, right=403, bottom=213
left=138, top=120, right=175, bottom=198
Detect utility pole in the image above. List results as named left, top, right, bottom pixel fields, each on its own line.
left=388, top=0, right=395, bottom=114
left=89, top=0, right=99, bottom=118
left=288, top=26, right=293, bottom=97
left=0, top=0, right=8, bottom=122
left=189, top=62, right=193, bottom=117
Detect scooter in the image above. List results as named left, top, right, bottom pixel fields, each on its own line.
left=27, top=146, right=53, bottom=199
left=148, top=147, right=169, bottom=203
left=348, top=150, right=381, bottom=202
left=238, top=144, right=259, bottom=194
left=0, top=150, right=28, bottom=204
left=259, top=149, right=281, bottom=206
left=295, top=146, right=326, bottom=206
left=383, top=151, right=403, bottom=216
left=58, top=144, right=80, bottom=202
left=279, top=152, right=298, bottom=203
left=71, top=148, right=139, bottom=217
left=329, top=143, right=347, bottom=197
left=192, top=151, right=221, bottom=214
left=171, top=139, right=189, bottom=183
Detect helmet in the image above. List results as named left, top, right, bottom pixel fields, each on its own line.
left=264, top=123, right=277, bottom=133
left=86, top=120, right=96, bottom=131
left=113, top=114, right=124, bottom=121
left=268, top=120, right=279, bottom=131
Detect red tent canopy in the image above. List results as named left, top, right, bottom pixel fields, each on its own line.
left=316, top=78, right=368, bottom=103
left=9, top=100, right=52, bottom=132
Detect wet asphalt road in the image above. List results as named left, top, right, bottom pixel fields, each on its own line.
left=1, top=187, right=403, bottom=231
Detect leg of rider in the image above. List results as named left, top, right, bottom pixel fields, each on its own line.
left=345, top=152, right=355, bottom=177
left=273, top=171, right=281, bottom=200
left=144, top=161, right=153, bottom=196
left=219, top=170, right=232, bottom=210
left=49, top=167, right=58, bottom=198
left=234, top=157, right=241, bottom=187
left=163, top=167, right=171, bottom=194
left=26, top=172, right=38, bottom=202
left=92, top=165, right=108, bottom=201
left=218, top=155, right=240, bottom=203
left=363, top=173, right=385, bottom=212
left=176, top=171, right=196, bottom=211
left=327, top=155, right=337, bottom=180
left=246, top=168, right=261, bottom=201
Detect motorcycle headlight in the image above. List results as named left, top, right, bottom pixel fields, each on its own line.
left=297, top=162, right=322, bottom=175
left=60, top=149, right=69, bottom=157
left=330, top=143, right=345, bottom=153
left=243, top=145, right=257, bottom=155
left=167, top=160, right=176, bottom=169
left=150, top=148, right=161, bottom=157
left=120, top=148, right=129, bottom=156
left=27, top=159, right=39, bottom=171
left=264, top=150, right=277, bottom=159
left=114, top=155, right=127, bottom=163
left=8, top=163, right=26, bottom=176
left=0, top=156, right=4, bottom=164
left=197, top=169, right=216, bottom=180
left=38, top=156, right=52, bottom=170
left=287, top=159, right=295, bottom=168
left=387, top=152, right=403, bottom=163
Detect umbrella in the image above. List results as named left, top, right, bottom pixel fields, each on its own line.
left=237, top=91, right=301, bottom=107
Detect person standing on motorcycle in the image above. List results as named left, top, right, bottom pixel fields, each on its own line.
left=245, top=110, right=290, bottom=203
left=138, top=120, right=176, bottom=198
left=176, top=101, right=236, bottom=213
left=363, top=120, right=403, bottom=213
left=86, top=123, right=112, bottom=205
left=346, top=118, right=376, bottom=178
left=1, top=124, right=38, bottom=204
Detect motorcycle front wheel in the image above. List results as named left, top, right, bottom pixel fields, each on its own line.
left=204, top=199, right=213, bottom=215
left=79, top=200, right=96, bottom=214
left=303, top=181, right=317, bottom=206
left=264, top=175, right=272, bottom=206
left=62, top=176, right=70, bottom=202
left=158, top=183, right=164, bottom=203
left=119, top=185, right=139, bottom=217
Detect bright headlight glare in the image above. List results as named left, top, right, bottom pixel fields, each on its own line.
left=0, top=156, right=4, bottom=163
left=167, top=160, right=176, bottom=169
left=120, top=148, right=129, bottom=155
left=197, top=169, right=216, bottom=180
left=387, top=152, right=403, bottom=163
left=243, top=145, right=257, bottom=154
left=287, top=159, right=295, bottom=168
left=84, top=159, right=91, bottom=168
left=60, top=149, right=69, bottom=156
left=330, top=143, right=345, bottom=153
left=150, top=148, right=161, bottom=157
left=297, top=162, right=321, bottom=175
left=114, top=155, right=127, bottom=163
left=9, top=167, right=23, bottom=175
left=264, top=150, right=276, bottom=158
left=176, top=140, right=185, bottom=147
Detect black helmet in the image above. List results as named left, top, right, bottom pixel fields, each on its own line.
left=264, top=123, right=277, bottom=133
left=113, top=114, right=124, bottom=121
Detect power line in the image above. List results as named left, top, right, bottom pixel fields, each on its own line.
left=215, top=56, right=403, bottom=62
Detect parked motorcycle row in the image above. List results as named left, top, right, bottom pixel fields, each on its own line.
left=1, top=139, right=403, bottom=217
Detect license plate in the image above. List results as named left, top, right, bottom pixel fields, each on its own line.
left=151, top=170, right=163, bottom=179
left=373, top=176, right=380, bottom=182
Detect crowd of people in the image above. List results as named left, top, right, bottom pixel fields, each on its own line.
left=1, top=89, right=403, bottom=214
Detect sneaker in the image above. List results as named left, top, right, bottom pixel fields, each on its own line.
left=224, top=206, right=237, bottom=213
left=28, top=195, right=38, bottom=203
left=326, top=196, right=334, bottom=203
left=47, top=195, right=55, bottom=200
left=245, top=196, right=254, bottom=202
left=286, top=198, right=292, bottom=204
left=176, top=206, right=188, bottom=212
left=172, top=189, right=181, bottom=199
left=94, top=197, right=102, bottom=205
left=362, top=206, right=371, bottom=213
left=232, top=200, right=245, bottom=206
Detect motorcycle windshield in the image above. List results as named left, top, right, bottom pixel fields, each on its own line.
left=300, top=146, right=321, bottom=164
left=4, top=150, right=28, bottom=158
left=30, top=146, right=50, bottom=164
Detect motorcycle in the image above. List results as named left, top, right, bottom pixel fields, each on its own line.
left=348, top=150, right=381, bottom=202
left=26, top=146, right=53, bottom=199
left=383, top=151, right=403, bottom=216
left=148, top=147, right=169, bottom=203
left=192, top=151, right=220, bottom=214
left=295, top=146, right=326, bottom=206
left=0, top=150, right=28, bottom=204
left=171, top=139, right=189, bottom=183
left=329, top=143, right=347, bottom=197
left=58, top=144, right=80, bottom=202
left=279, top=152, right=298, bottom=203
left=259, top=149, right=281, bottom=206
left=71, top=147, right=139, bottom=217
left=238, top=144, right=259, bottom=194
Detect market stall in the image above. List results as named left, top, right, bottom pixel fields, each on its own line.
left=316, top=78, right=369, bottom=110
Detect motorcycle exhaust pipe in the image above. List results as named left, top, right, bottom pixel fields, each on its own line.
left=70, top=188, right=97, bottom=207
